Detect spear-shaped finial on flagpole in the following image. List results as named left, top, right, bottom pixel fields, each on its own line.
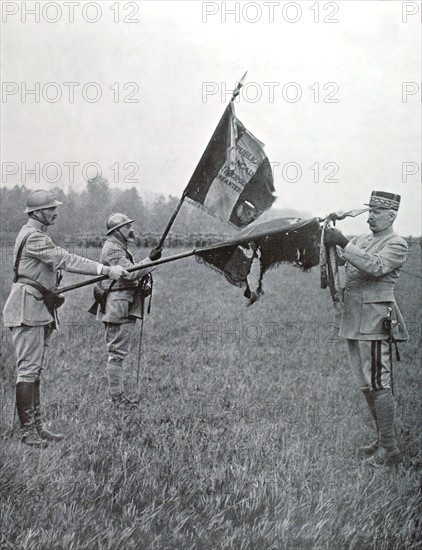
left=231, top=70, right=248, bottom=102
left=155, top=71, right=249, bottom=249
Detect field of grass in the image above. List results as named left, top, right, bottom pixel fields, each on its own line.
left=1, top=243, right=421, bottom=549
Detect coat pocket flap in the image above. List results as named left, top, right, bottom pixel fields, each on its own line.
left=24, top=285, right=44, bottom=300
left=22, top=286, right=52, bottom=323
left=362, top=290, right=394, bottom=303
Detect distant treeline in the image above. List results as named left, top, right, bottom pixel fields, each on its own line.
left=0, top=179, right=235, bottom=246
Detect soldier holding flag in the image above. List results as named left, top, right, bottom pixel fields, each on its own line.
left=3, top=190, right=129, bottom=447
left=324, top=191, right=408, bottom=467
left=91, top=213, right=161, bottom=407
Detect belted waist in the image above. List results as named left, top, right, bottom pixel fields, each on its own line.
left=344, top=280, right=394, bottom=292
left=16, top=276, right=56, bottom=293
left=109, top=285, right=139, bottom=292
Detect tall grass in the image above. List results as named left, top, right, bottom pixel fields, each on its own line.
left=1, top=245, right=421, bottom=549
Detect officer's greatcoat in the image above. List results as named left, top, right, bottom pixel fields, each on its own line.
left=97, top=235, right=151, bottom=324
left=337, top=227, right=408, bottom=341
left=3, top=219, right=101, bottom=327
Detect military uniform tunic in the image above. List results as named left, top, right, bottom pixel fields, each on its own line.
left=337, top=226, right=408, bottom=391
left=338, top=227, right=408, bottom=341
left=96, top=234, right=151, bottom=323
left=3, top=219, right=102, bottom=327
left=96, top=234, right=152, bottom=397
left=3, top=219, right=104, bottom=382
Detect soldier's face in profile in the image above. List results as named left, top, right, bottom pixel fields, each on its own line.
left=42, top=207, right=58, bottom=225
left=120, top=223, right=135, bottom=242
left=367, top=208, right=395, bottom=233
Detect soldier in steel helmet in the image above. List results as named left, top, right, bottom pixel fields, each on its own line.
left=324, top=191, right=408, bottom=467
left=92, top=213, right=162, bottom=407
left=3, top=190, right=129, bottom=447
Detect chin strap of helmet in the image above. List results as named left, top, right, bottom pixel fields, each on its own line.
left=32, top=209, right=52, bottom=226
left=111, top=228, right=127, bottom=244
left=115, top=227, right=135, bottom=244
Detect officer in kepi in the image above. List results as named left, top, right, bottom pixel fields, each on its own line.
left=324, top=191, right=408, bottom=467
left=2, top=190, right=129, bottom=447
left=90, top=213, right=161, bottom=407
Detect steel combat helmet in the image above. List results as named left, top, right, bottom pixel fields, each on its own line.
left=24, top=190, right=63, bottom=213
left=106, top=213, right=135, bottom=235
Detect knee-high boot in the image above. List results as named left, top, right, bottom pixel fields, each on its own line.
left=34, top=380, right=64, bottom=441
left=366, top=389, right=402, bottom=467
left=359, top=388, right=379, bottom=456
left=16, top=382, right=47, bottom=448
left=107, top=360, right=138, bottom=407
left=107, top=360, right=123, bottom=398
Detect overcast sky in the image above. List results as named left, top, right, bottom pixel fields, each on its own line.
left=1, top=1, right=421, bottom=235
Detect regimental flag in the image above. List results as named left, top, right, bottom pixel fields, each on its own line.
left=184, top=102, right=276, bottom=228
left=195, top=217, right=321, bottom=304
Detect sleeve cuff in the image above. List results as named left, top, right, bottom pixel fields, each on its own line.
left=340, top=242, right=358, bottom=262
left=97, top=263, right=104, bottom=275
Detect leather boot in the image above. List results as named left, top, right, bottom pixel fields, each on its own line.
left=365, top=389, right=402, bottom=467
left=34, top=380, right=64, bottom=441
left=16, top=382, right=48, bottom=448
left=359, top=389, right=379, bottom=457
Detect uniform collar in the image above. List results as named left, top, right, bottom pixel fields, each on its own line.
left=26, top=217, right=48, bottom=233
left=108, top=234, right=128, bottom=250
left=370, top=226, right=394, bottom=239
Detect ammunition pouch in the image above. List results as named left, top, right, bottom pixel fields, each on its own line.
left=43, top=289, right=66, bottom=312
left=88, top=282, right=113, bottom=315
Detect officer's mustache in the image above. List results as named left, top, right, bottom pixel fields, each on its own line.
left=128, top=231, right=135, bottom=239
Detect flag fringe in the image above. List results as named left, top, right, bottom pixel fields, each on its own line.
left=195, top=255, right=246, bottom=289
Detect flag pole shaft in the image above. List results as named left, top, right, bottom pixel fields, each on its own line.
left=58, top=215, right=317, bottom=295
left=57, top=249, right=197, bottom=294
left=58, top=230, right=251, bottom=295
left=156, top=194, right=186, bottom=249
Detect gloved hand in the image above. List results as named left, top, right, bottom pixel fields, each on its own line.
left=149, top=247, right=162, bottom=261
left=324, top=227, right=349, bottom=249
left=328, top=211, right=347, bottom=222
left=104, top=265, right=129, bottom=280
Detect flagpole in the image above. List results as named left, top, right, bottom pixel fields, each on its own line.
left=155, top=71, right=248, bottom=250
left=58, top=250, right=197, bottom=294
left=156, top=194, right=186, bottom=249
left=59, top=232, right=250, bottom=294
left=230, top=70, right=247, bottom=102
left=58, top=212, right=316, bottom=295
left=57, top=207, right=366, bottom=295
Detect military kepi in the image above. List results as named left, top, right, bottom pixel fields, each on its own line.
left=365, top=191, right=401, bottom=211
